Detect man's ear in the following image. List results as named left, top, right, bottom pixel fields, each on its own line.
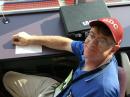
left=111, top=44, right=120, bottom=53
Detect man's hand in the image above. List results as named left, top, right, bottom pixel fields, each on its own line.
left=13, top=32, right=32, bottom=46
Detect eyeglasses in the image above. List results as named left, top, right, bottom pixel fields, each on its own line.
left=84, top=31, right=115, bottom=46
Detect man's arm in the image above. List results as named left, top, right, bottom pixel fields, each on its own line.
left=13, top=32, right=73, bottom=52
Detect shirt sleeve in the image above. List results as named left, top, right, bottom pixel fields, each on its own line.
left=71, top=41, right=84, bottom=57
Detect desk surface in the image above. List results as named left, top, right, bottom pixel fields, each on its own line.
left=0, top=11, right=68, bottom=60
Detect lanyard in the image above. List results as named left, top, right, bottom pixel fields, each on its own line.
left=54, top=60, right=111, bottom=97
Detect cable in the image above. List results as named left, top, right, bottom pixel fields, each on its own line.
left=0, top=1, right=9, bottom=24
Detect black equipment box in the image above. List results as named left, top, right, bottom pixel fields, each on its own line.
left=60, top=0, right=111, bottom=40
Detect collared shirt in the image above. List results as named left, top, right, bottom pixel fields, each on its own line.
left=62, top=41, right=119, bottom=97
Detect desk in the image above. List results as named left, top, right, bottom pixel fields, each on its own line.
left=0, top=11, right=72, bottom=61
left=0, top=11, right=77, bottom=76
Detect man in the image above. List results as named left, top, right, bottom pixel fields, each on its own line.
left=3, top=17, right=125, bottom=97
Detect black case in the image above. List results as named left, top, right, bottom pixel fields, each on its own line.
left=60, top=0, right=111, bottom=40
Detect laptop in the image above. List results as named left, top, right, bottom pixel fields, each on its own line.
left=60, top=0, right=111, bottom=40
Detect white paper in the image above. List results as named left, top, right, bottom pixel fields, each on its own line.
left=15, top=32, right=42, bottom=54
left=15, top=45, right=42, bottom=54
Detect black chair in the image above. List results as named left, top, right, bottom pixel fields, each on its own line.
left=120, top=51, right=130, bottom=97
left=115, top=47, right=130, bottom=97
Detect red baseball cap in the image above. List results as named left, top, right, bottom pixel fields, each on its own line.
left=89, top=17, right=124, bottom=45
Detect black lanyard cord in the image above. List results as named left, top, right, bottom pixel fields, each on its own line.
left=56, top=60, right=111, bottom=97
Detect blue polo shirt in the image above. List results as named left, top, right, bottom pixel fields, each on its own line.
left=62, top=41, right=119, bottom=97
